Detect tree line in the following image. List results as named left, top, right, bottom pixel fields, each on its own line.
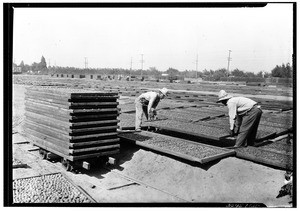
left=15, top=56, right=293, bottom=80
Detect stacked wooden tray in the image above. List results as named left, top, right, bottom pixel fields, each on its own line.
left=24, top=87, right=120, bottom=161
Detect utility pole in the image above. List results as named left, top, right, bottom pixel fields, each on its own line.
left=140, top=54, right=144, bottom=77
left=48, top=59, right=51, bottom=67
left=195, top=54, right=198, bottom=78
left=84, top=57, right=88, bottom=69
left=227, top=50, right=232, bottom=77
left=130, top=57, right=133, bottom=77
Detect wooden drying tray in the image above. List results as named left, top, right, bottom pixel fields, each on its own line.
left=145, top=124, right=235, bottom=147
left=235, top=146, right=293, bottom=171
left=25, top=96, right=119, bottom=109
left=118, top=131, right=235, bottom=165
left=13, top=172, right=97, bottom=203
left=25, top=110, right=120, bottom=129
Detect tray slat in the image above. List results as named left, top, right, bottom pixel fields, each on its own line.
left=25, top=97, right=119, bottom=109
left=69, top=144, right=120, bottom=154
left=25, top=110, right=119, bottom=128
left=24, top=120, right=118, bottom=141
left=25, top=100, right=119, bottom=114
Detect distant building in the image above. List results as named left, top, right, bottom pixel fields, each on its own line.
left=13, top=65, right=22, bottom=74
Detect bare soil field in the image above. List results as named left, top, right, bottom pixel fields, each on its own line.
left=11, top=75, right=294, bottom=206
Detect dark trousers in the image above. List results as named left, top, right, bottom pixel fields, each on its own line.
left=234, top=106, right=263, bottom=147
left=135, top=101, right=148, bottom=130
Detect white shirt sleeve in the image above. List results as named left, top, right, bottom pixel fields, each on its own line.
left=227, top=101, right=237, bottom=130
left=147, top=93, right=158, bottom=114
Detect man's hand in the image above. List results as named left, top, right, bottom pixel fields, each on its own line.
left=149, top=112, right=154, bottom=121
left=149, top=109, right=157, bottom=121
left=152, top=109, right=157, bottom=116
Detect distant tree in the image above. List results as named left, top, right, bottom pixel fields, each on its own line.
left=31, top=62, right=39, bottom=72
left=18, top=61, right=25, bottom=72
left=23, top=64, right=31, bottom=72
left=29, top=56, right=48, bottom=73
left=166, top=68, right=180, bottom=77
left=212, top=68, right=227, bottom=80
left=202, top=69, right=210, bottom=76
left=256, top=71, right=263, bottom=78
left=285, top=63, right=293, bottom=78
left=271, top=63, right=292, bottom=78
left=19, top=60, right=24, bottom=67
left=265, top=72, right=271, bottom=78
left=271, top=65, right=281, bottom=77
left=183, top=70, right=196, bottom=78
left=148, top=67, right=160, bottom=78
left=244, top=72, right=256, bottom=78
left=201, top=69, right=215, bottom=80
left=40, top=56, right=47, bottom=69
left=148, top=67, right=159, bottom=75
left=231, top=68, right=245, bottom=77
left=148, top=67, right=158, bottom=72
left=165, top=68, right=180, bottom=81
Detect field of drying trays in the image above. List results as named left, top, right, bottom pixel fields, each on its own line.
left=13, top=74, right=294, bottom=168
left=12, top=74, right=294, bottom=205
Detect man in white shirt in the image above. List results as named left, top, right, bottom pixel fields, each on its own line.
left=135, top=88, right=169, bottom=132
left=216, top=90, right=262, bottom=148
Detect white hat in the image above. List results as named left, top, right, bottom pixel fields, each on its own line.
left=159, top=87, right=168, bottom=96
left=216, top=90, right=232, bottom=103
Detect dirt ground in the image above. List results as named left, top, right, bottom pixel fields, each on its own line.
left=11, top=84, right=292, bottom=206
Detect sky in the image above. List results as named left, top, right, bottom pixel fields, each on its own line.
left=13, top=3, right=294, bottom=73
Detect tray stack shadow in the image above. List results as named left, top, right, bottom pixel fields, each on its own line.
left=24, top=87, right=120, bottom=161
